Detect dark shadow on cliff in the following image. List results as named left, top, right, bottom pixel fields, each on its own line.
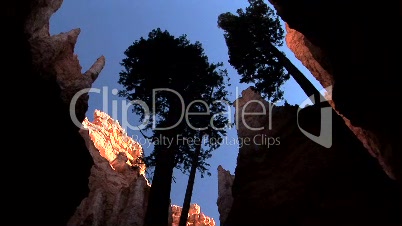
left=224, top=104, right=400, bottom=226
left=3, top=1, right=93, bottom=225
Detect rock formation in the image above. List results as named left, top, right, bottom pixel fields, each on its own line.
left=82, top=110, right=146, bottom=175
left=69, top=110, right=215, bottom=226
left=284, top=20, right=397, bottom=180
left=4, top=0, right=105, bottom=224
left=171, top=204, right=216, bottom=226
left=218, top=88, right=400, bottom=226
left=269, top=0, right=402, bottom=185
left=68, top=110, right=148, bottom=226
left=217, top=166, right=234, bottom=224
left=25, top=0, right=105, bottom=121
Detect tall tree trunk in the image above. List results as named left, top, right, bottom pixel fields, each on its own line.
left=178, top=139, right=203, bottom=226
left=268, top=42, right=326, bottom=106
left=144, top=147, right=175, bottom=226
left=144, top=97, right=182, bottom=226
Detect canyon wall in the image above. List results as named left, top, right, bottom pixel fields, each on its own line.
left=3, top=1, right=215, bottom=224
left=68, top=110, right=149, bottom=226
left=269, top=0, right=402, bottom=184
left=69, top=110, right=215, bottom=226
left=4, top=0, right=104, bottom=224
left=218, top=88, right=400, bottom=226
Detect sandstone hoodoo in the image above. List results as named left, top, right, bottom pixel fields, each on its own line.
left=69, top=110, right=215, bottom=226
left=68, top=110, right=149, bottom=226
left=171, top=204, right=215, bottom=226
left=82, top=110, right=146, bottom=174
left=217, top=165, right=234, bottom=224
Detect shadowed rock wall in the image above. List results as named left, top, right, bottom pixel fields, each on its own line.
left=219, top=88, right=400, bottom=226
left=4, top=1, right=104, bottom=224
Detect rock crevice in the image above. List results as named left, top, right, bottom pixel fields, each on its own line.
left=270, top=0, right=401, bottom=182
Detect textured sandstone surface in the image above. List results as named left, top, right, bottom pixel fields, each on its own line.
left=69, top=110, right=215, bottom=226
left=68, top=110, right=148, bottom=226
left=219, top=88, right=399, bottom=226
left=26, top=0, right=105, bottom=120
left=284, top=24, right=333, bottom=89
left=83, top=110, right=146, bottom=174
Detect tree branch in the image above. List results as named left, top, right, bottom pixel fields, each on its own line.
left=137, top=127, right=153, bottom=140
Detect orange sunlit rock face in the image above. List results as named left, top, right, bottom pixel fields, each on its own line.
left=82, top=110, right=145, bottom=174
left=71, top=110, right=215, bottom=226
left=171, top=204, right=216, bottom=226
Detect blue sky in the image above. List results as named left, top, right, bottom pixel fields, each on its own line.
left=50, top=0, right=322, bottom=224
